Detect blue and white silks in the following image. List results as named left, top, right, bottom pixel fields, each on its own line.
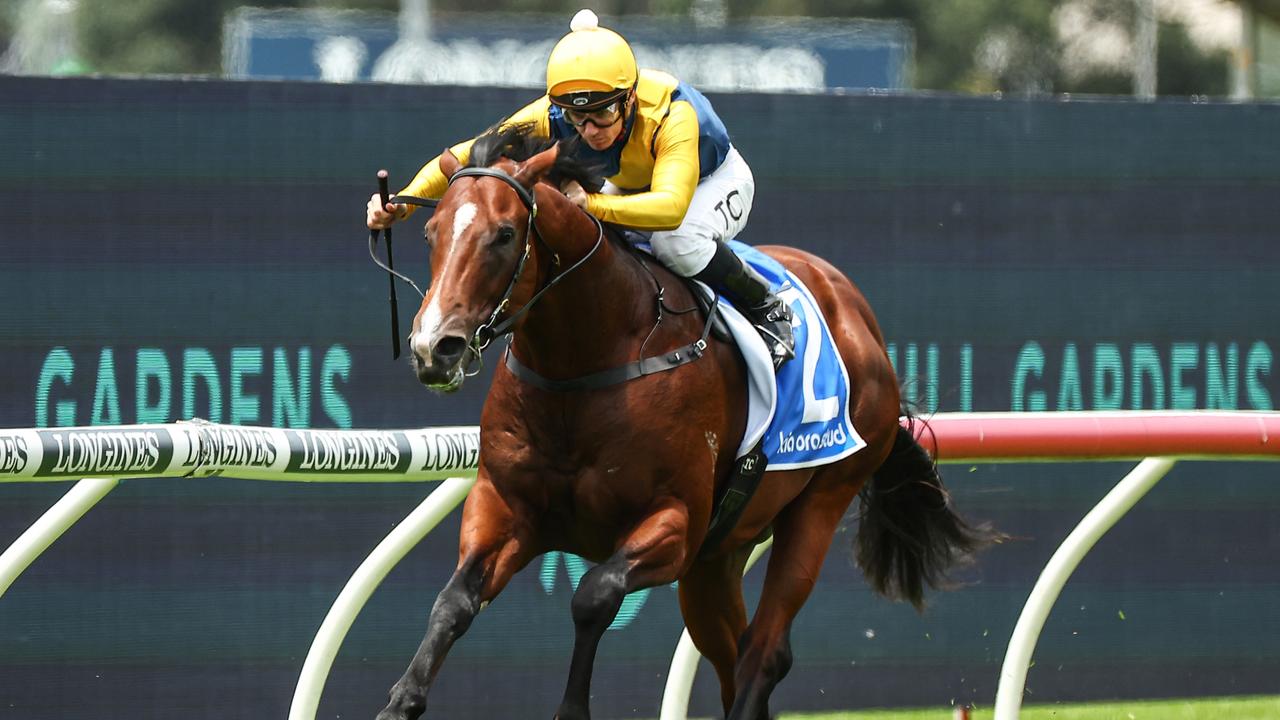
left=714, top=241, right=865, bottom=469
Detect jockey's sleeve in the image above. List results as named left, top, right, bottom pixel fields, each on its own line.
left=395, top=97, right=553, bottom=218
left=585, top=101, right=700, bottom=231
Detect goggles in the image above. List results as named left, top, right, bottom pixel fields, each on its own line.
left=563, top=101, right=624, bottom=129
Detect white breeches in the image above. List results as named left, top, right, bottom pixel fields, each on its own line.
left=606, top=145, right=755, bottom=277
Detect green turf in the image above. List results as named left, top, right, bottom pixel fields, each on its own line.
left=775, top=695, right=1280, bottom=719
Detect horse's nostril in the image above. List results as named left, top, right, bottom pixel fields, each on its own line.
left=432, top=335, right=468, bottom=365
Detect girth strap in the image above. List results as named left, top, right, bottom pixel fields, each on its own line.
left=502, top=308, right=716, bottom=392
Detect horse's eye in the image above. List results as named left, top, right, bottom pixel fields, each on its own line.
left=493, top=226, right=517, bottom=246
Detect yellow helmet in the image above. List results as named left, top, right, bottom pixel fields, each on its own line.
left=546, top=10, right=637, bottom=111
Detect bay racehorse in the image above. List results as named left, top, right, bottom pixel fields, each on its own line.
left=376, top=125, right=997, bottom=720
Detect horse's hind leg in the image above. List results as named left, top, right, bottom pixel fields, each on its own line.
left=555, top=500, right=692, bottom=720
left=727, top=466, right=870, bottom=720
left=677, top=546, right=753, bottom=715
left=376, top=480, right=535, bottom=720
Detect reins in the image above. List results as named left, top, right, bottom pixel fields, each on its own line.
left=369, top=197, right=430, bottom=299
left=441, top=167, right=607, bottom=390
left=449, top=167, right=605, bottom=352
left=370, top=162, right=716, bottom=393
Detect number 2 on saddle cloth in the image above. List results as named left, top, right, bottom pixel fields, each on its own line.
left=666, top=240, right=868, bottom=554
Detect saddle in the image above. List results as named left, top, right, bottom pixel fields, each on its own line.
left=609, top=225, right=733, bottom=342
left=609, top=226, right=770, bottom=555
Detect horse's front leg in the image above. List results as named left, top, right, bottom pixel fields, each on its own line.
left=555, top=499, right=692, bottom=720
left=376, top=480, right=535, bottom=720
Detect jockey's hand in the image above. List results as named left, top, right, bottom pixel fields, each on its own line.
left=561, top=180, right=590, bottom=211
left=366, top=193, right=403, bottom=230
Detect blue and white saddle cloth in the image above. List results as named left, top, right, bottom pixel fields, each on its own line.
left=710, top=241, right=866, bottom=469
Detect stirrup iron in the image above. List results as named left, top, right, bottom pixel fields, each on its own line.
left=751, top=298, right=795, bottom=369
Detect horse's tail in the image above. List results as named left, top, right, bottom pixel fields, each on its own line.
left=855, top=411, right=1000, bottom=610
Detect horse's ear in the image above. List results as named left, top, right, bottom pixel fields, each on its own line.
left=438, top=148, right=461, bottom=179
left=513, top=143, right=560, bottom=189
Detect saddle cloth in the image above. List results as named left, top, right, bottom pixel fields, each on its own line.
left=703, top=241, right=866, bottom=469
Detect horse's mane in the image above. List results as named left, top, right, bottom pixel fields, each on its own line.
left=468, top=122, right=605, bottom=193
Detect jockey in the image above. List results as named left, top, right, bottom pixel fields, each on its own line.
left=366, top=9, right=795, bottom=367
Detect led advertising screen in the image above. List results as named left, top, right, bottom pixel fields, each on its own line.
left=2, top=76, right=1278, bottom=718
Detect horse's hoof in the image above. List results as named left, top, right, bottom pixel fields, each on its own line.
left=375, top=704, right=422, bottom=720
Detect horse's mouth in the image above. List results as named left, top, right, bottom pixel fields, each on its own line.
left=411, top=350, right=466, bottom=393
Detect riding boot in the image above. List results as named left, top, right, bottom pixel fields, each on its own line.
left=695, top=241, right=796, bottom=368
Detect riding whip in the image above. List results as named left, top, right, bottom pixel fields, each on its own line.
left=374, top=170, right=401, bottom=359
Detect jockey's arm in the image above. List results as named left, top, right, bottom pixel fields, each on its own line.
left=584, top=102, right=700, bottom=231
left=392, top=97, right=553, bottom=220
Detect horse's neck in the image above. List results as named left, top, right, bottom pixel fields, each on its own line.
left=511, top=213, right=657, bottom=377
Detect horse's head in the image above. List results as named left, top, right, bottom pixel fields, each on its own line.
left=407, top=131, right=567, bottom=391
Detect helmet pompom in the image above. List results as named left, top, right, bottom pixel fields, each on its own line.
left=570, top=9, right=599, bottom=32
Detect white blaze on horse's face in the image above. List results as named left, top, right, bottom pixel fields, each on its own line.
left=451, top=201, right=478, bottom=243
left=411, top=302, right=443, bottom=366
left=410, top=201, right=478, bottom=363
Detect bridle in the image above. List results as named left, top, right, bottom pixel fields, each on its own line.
left=382, top=166, right=605, bottom=390
left=375, top=162, right=715, bottom=394
left=452, top=166, right=606, bottom=354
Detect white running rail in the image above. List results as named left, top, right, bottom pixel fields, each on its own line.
left=0, top=420, right=482, bottom=719
left=3, top=411, right=1279, bottom=719
left=288, top=475, right=476, bottom=720
left=0, top=421, right=481, bottom=600
left=656, top=411, right=1280, bottom=719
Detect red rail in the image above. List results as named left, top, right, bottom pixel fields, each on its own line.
left=909, top=411, right=1280, bottom=462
